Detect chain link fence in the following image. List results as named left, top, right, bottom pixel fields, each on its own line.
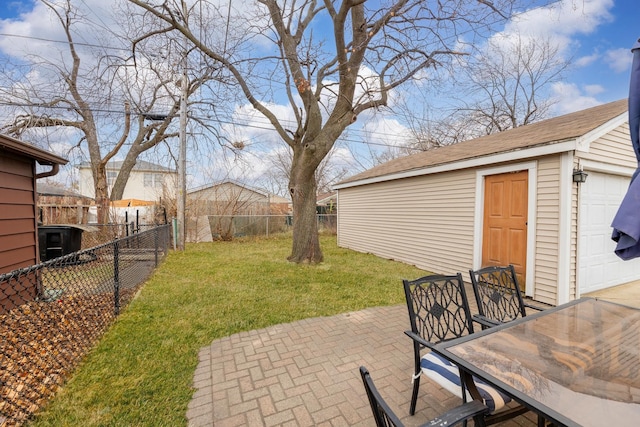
left=0, top=224, right=171, bottom=426
left=188, top=214, right=337, bottom=242
left=80, top=223, right=166, bottom=249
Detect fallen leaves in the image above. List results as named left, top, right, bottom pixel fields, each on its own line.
left=1, top=290, right=135, bottom=426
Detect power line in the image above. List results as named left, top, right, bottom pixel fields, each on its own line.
left=0, top=33, right=129, bottom=53
left=2, top=0, right=549, bottom=147
left=0, top=98, right=413, bottom=146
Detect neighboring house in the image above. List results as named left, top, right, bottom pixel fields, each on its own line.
left=186, top=180, right=291, bottom=241
left=334, top=99, right=639, bottom=307
left=187, top=180, right=290, bottom=215
left=36, top=182, right=92, bottom=225
left=0, top=134, right=67, bottom=311
left=317, top=191, right=337, bottom=214
left=77, top=160, right=177, bottom=202
left=316, top=191, right=338, bottom=233
left=269, top=194, right=292, bottom=216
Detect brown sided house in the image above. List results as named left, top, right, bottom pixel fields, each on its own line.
left=0, top=134, right=67, bottom=310
left=334, top=99, right=639, bottom=306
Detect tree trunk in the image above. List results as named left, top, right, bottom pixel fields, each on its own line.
left=94, top=166, right=110, bottom=224
left=288, top=161, right=322, bottom=264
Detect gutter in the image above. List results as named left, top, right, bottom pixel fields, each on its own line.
left=36, top=163, right=60, bottom=180
left=333, top=139, right=579, bottom=190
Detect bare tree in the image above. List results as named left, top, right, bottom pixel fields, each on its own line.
left=461, top=34, right=568, bottom=133
left=264, top=144, right=350, bottom=198
left=452, top=34, right=569, bottom=139
left=398, top=33, right=569, bottom=153
left=129, top=0, right=524, bottom=263
left=0, top=0, right=215, bottom=224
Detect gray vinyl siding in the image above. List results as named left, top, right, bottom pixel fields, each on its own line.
left=533, top=156, right=561, bottom=305
left=337, top=169, right=476, bottom=275
left=581, top=123, right=636, bottom=169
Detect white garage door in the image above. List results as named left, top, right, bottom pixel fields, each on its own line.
left=579, top=171, right=640, bottom=294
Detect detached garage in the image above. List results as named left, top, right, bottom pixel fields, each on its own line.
left=334, top=99, right=639, bottom=306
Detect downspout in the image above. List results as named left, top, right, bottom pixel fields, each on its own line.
left=35, top=163, right=60, bottom=179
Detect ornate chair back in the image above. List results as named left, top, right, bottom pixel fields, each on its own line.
left=469, top=265, right=527, bottom=327
left=403, top=273, right=474, bottom=345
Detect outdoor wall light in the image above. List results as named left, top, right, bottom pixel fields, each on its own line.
left=572, top=170, right=588, bottom=183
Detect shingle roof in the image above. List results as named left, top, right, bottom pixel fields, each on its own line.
left=338, top=99, right=628, bottom=186
left=189, top=179, right=259, bottom=195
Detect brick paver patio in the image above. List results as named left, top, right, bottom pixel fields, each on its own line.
left=186, top=304, right=540, bottom=426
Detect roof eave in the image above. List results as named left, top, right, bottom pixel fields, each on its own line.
left=575, top=111, right=628, bottom=152
left=333, top=139, right=579, bottom=190
left=0, top=134, right=68, bottom=166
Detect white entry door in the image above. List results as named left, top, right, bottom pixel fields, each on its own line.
left=579, top=171, right=640, bottom=294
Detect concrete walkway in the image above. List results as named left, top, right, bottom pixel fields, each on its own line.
left=585, top=279, right=640, bottom=308
left=186, top=304, right=538, bottom=426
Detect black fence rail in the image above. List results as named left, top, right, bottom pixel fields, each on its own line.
left=0, top=224, right=171, bottom=426
left=80, top=223, right=162, bottom=249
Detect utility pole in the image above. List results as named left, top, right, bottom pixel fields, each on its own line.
left=176, top=3, right=190, bottom=251
left=176, top=56, right=187, bottom=251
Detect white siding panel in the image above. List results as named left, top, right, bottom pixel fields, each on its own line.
left=338, top=170, right=476, bottom=275
left=533, top=156, right=561, bottom=305
left=582, top=123, right=637, bottom=168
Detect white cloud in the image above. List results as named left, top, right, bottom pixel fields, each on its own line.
left=0, top=0, right=119, bottom=62
left=484, top=0, right=615, bottom=69
left=605, top=48, right=633, bottom=73
left=359, top=113, right=413, bottom=148
left=483, top=0, right=618, bottom=110
left=328, top=146, right=358, bottom=167
left=550, top=82, right=601, bottom=114
left=505, top=0, right=614, bottom=46
left=584, top=84, right=605, bottom=95
left=575, top=52, right=600, bottom=68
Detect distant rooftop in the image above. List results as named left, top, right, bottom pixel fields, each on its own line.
left=189, top=179, right=291, bottom=203
left=36, top=182, right=90, bottom=198
left=78, top=160, right=175, bottom=172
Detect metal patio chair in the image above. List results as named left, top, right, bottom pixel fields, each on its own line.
left=403, top=273, right=530, bottom=425
left=360, top=366, right=489, bottom=427
left=469, top=265, right=543, bottom=329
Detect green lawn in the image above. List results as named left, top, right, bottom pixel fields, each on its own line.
left=30, top=234, right=426, bottom=426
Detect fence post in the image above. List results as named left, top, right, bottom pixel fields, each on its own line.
left=154, top=227, right=159, bottom=267
left=114, top=240, right=120, bottom=315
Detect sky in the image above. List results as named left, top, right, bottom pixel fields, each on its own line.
left=1, top=0, right=635, bottom=108
left=0, top=0, right=638, bottom=191
left=535, top=0, right=638, bottom=113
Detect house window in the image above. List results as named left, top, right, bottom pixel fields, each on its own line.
left=144, top=173, right=163, bottom=188
left=107, top=171, right=117, bottom=187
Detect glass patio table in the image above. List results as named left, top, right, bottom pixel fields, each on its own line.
left=433, top=297, right=640, bottom=427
